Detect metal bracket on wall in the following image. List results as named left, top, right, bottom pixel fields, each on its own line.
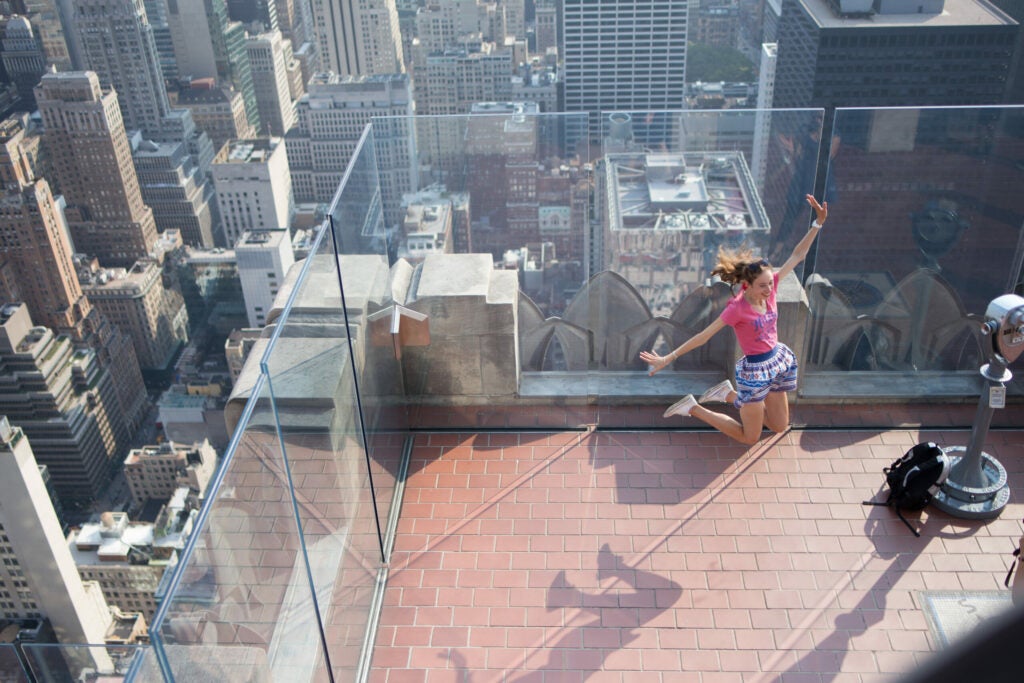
left=368, top=304, right=430, bottom=360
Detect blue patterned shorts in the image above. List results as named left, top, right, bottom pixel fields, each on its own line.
left=733, top=343, right=798, bottom=408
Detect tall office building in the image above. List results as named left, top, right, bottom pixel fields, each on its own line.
left=211, top=138, right=294, bottom=246
left=74, top=0, right=218, bottom=177
left=413, top=0, right=507, bottom=55
left=175, top=82, right=257, bottom=152
left=0, top=177, right=83, bottom=332
left=133, top=139, right=218, bottom=248
left=79, top=259, right=190, bottom=371
left=143, top=0, right=178, bottom=82
left=561, top=1, right=688, bottom=141
left=227, top=0, right=279, bottom=31
left=234, top=230, right=293, bottom=326
left=773, top=0, right=1017, bottom=108
left=73, top=0, right=171, bottom=138
left=275, top=0, right=316, bottom=62
left=991, top=0, right=1024, bottom=101
left=35, top=71, right=158, bottom=268
left=0, top=304, right=128, bottom=502
left=246, top=31, right=297, bottom=135
left=19, top=0, right=75, bottom=71
left=534, top=0, right=558, bottom=53
left=0, top=113, right=148, bottom=432
left=751, top=42, right=778, bottom=191
left=281, top=34, right=306, bottom=101
left=167, top=0, right=261, bottom=133
left=415, top=44, right=514, bottom=116
left=0, top=419, right=113, bottom=646
left=502, top=0, right=525, bottom=39
left=0, top=16, right=48, bottom=109
left=692, top=0, right=740, bottom=49
left=309, top=0, right=404, bottom=76
left=287, top=73, right=416, bottom=218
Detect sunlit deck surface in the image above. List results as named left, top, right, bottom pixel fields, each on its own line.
left=367, top=405, right=1024, bottom=682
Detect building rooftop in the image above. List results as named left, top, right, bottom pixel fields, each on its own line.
left=235, top=230, right=288, bottom=249
left=803, top=0, right=1014, bottom=28
left=608, top=152, right=769, bottom=232
left=78, top=260, right=158, bottom=294
left=184, top=246, right=236, bottom=264
left=215, top=138, right=281, bottom=165
left=176, top=86, right=234, bottom=106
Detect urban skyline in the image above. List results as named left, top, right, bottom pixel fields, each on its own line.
left=0, top=0, right=1021, bottom=677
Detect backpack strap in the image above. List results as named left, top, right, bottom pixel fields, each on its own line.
left=1005, top=546, right=1020, bottom=588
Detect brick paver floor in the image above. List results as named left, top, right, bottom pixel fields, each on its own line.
left=369, top=427, right=1023, bottom=682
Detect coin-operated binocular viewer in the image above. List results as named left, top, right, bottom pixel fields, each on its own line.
left=933, top=294, right=1024, bottom=519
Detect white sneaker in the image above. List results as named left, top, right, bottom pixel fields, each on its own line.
left=699, top=379, right=735, bottom=404
left=663, top=395, right=697, bottom=418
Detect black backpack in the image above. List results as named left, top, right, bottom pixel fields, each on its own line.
left=863, top=442, right=950, bottom=537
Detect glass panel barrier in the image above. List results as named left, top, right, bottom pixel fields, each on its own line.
left=20, top=643, right=145, bottom=681
left=256, top=125, right=391, bottom=681
left=803, top=106, right=1024, bottom=402
left=0, top=644, right=29, bottom=682
left=375, top=111, right=595, bottom=429
left=325, top=123, right=405, bottom=540
left=594, top=109, right=826, bottom=420
left=149, top=373, right=331, bottom=682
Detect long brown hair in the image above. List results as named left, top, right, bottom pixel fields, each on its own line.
left=710, top=246, right=771, bottom=287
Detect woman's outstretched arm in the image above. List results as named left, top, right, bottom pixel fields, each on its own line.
left=640, top=317, right=727, bottom=376
left=775, top=194, right=828, bottom=283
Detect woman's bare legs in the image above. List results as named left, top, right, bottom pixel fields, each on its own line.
left=689, top=401, right=765, bottom=445
left=762, top=391, right=791, bottom=433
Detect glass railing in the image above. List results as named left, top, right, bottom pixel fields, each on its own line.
left=148, top=372, right=334, bottom=680
left=124, top=106, right=1023, bottom=682
left=806, top=106, right=1024, bottom=398
left=0, top=644, right=29, bottom=682
left=19, top=643, right=147, bottom=680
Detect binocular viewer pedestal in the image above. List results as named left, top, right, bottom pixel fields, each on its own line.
left=932, top=294, right=1023, bottom=520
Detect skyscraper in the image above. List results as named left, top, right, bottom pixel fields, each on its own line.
left=174, top=82, right=257, bottom=152
left=534, top=0, right=558, bottom=53
left=287, top=73, right=415, bottom=222
left=246, top=30, right=297, bottom=135
left=773, top=0, right=1017, bottom=108
left=0, top=112, right=149, bottom=432
left=226, top=0, right=280, bottom=31
left=0, top=304, right=128, bottom=502
left=78, top=259, right=190, bottom=370
left=0, top=418, right=113, bottom=647
left=308, top=0, right=404, bottom=76
left=143, top=0, right=178, bottom=82
left=35, top=71, right=158, bottom=267
left=19, top=0, right=75, bottom=71
left=561, top=1, right=688, bottom=141
left=212, top=138, right=294, bottom=246
left=133, top=138, right=218, bottom=248
left=73, top=0, right=219, bottom=180
left=73, top=0, right=171, bottom=138
left=167, top=0, right=262, bottom=133
left=0, top=16, right=48, bottom=109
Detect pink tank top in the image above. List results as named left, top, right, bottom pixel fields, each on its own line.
left=719, top=273, right=779, bottom=357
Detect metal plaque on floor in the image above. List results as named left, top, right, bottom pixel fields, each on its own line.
left=919, top=590, right=1013, bottom=648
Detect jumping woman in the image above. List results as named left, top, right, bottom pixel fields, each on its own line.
left=640, top=194, right=828, bottom=445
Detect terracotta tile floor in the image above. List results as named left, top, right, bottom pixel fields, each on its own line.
left=369, top=427, right=1024, bottom=682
